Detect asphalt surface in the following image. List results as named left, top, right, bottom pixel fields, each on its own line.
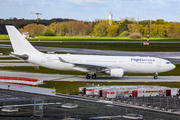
left=0, top=70, right=74, bottom=81
left=1, top=44, right=180, bottom=59
left=1, top=70, right=180, bottom=82
left=59, top=75, right=180, bottom=82
left=0, top=62, right=34, bottom=66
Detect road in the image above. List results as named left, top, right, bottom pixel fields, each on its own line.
left=0, top=70, right=180, bottom=82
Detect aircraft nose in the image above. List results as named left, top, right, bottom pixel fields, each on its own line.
left=171, top=64, right=176, bottom=70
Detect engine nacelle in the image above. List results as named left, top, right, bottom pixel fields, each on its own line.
left=105, top=68, right=124, bottom=77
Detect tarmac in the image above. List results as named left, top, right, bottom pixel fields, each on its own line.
left=1, top=70, right=180, bottom=82
left=0, top=70, right=74, bottom=81
left=1, top=44, right=180, bottom=59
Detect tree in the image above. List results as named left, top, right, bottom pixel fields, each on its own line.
left=107, top=25, right=119, bottom=37
left=118, top=19, right=130, bottom=35
left=93, top=20, right=109, bottom=37
left=59, top=24, right=66, bottom=36
left=118, top=31, right=130, bottom=37
left=43, top=28, right=55, bottom=36
left=22, top=23, right=46, bottom=36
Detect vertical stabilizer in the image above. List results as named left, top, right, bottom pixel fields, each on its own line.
left=6, top=25, right=40, bottom=54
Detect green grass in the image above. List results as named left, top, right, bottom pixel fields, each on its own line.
left=29, top=42, right=180, bottom=52
left=0, top=64, right=179, bottom=76
left=1, top=34, right=180, bottom=41
left=2, top=42, right=180, bottom=52
left=39, top=81, right=180, bottom=95
left=0, top=57, right=20, bottom=60
left=0, top=34, right=9, bottom=40
left=3, top=42, right=180, bottom=52
left=28, top=36, right=180, bottom=41
left=0, top=48, right=13, bottom=55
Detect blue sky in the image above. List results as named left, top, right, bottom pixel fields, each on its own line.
left=1, top=0, right=180, bottom=22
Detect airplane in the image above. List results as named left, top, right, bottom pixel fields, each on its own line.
left=6, top=25, right=176, bottom=79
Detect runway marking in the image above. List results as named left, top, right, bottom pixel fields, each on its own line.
left=49, top=75, right=79, bottom=81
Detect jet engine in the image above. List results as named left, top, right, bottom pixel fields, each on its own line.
left=105, top=68, right=124, bottom=77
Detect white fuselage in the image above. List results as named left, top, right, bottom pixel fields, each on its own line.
left=27, top=52, right=175, bottom=74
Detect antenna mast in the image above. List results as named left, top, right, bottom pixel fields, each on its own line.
left=31, top=12, right=42, bottom=23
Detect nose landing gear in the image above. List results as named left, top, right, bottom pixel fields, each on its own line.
left=154, top=72, right=158, bottom=79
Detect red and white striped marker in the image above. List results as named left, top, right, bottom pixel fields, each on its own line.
left=147, top=29, right=149, bottom=45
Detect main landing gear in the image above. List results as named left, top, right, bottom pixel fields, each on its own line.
left=154, top=72, right=158, bottom=79
left=86, top=74, right=97, bottom=79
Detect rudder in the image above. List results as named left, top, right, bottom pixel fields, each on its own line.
left=6, top=25, right=39, bottom=54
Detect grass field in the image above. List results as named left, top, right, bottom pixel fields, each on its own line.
left=1, top=42, right=180, bottom=52
left=0, top=48, right=13, bottom=55
left=0, top=57, right=19, bottom=60
left=23, top=36, right=180, bottom=41
left=0, top=64, right=179, bottom=76
left=30, top=42, right=180, bottom=52
left=0, top=35, right=9, bottom=40
left=1, top=34, right=180, bottom=41
left=39, top=81, right=180, bottom=95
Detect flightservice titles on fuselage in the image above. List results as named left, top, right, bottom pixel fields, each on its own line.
left=131, top=58, right=155, bottom=62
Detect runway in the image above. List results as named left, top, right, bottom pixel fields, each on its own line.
left=0, top=70, right=74, bottom=81
left=1, top=44, right=180, bottom=58
left=58, top=75, right=180, bottom=82
left=0, top=70, right=180, bottom=82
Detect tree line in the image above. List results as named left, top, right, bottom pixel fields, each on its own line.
left=0, top=17, right=76, bottom=34
left=1, top=18, right=180, bottom=38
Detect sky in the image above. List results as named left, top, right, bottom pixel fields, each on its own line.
left=1, top=0, right=180, bottom=22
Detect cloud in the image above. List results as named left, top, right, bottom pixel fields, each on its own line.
left=61, top=0, right=106, bottom=4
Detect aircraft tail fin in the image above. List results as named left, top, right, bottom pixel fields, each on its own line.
left=6, top=25, right=40, bottom=54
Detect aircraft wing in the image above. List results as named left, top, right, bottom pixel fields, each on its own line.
left=59, top=57, right=118, bottom=70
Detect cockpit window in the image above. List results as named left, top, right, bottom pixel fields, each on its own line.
left=166, top=62, right=171, bottom=64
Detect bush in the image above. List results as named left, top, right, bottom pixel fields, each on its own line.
left=128, top=33, right=142, bottom=39
left=118, top=31, right=130, bottom=37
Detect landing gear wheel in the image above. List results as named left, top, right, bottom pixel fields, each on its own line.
left=86, top=74, right=91, bottom=79
left=154, top=76, right=158, bottom=79
left=92, top=74, right=96, bottom=79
